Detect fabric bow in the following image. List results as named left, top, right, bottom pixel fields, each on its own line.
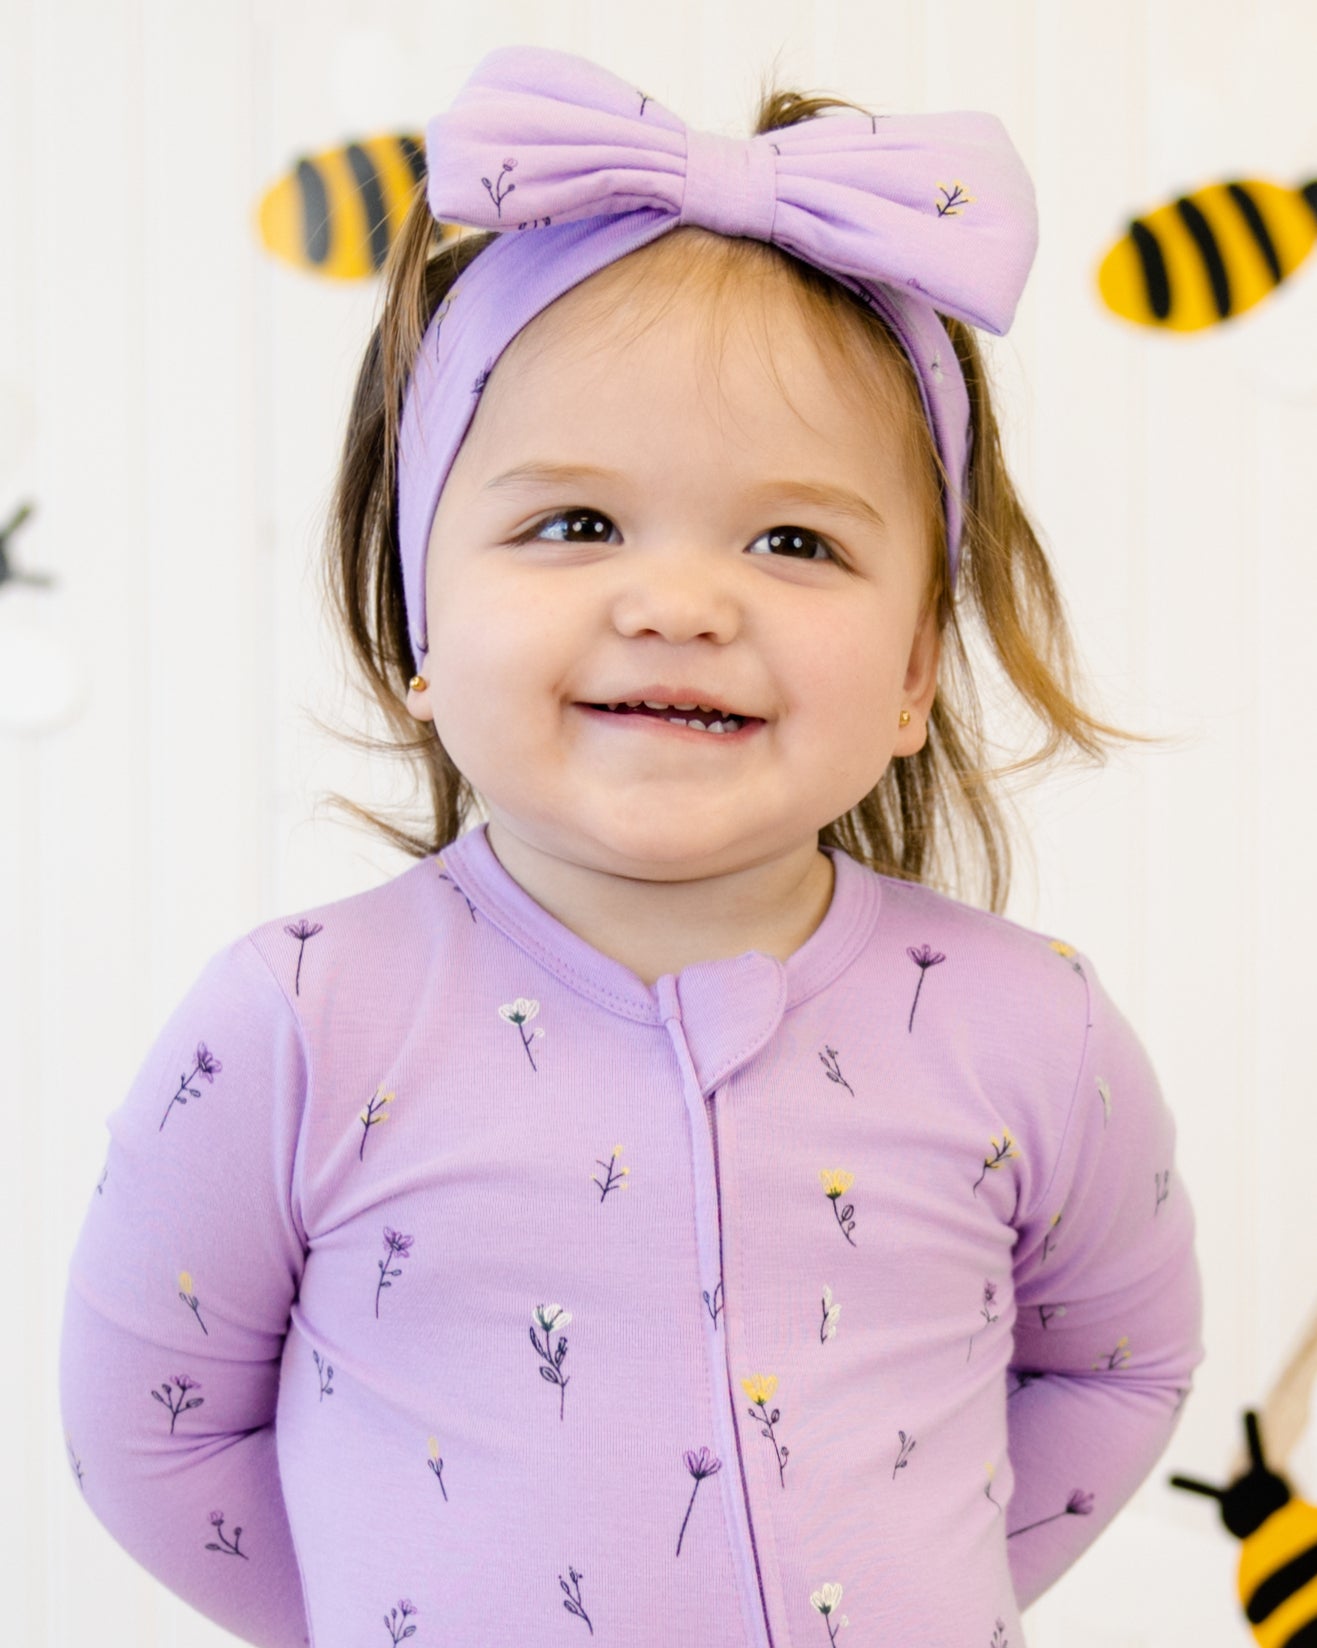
left=422, top=44, right=1038, bottom=337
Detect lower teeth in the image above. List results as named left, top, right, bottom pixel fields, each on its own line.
left=666, top=716, right=736, bottom=734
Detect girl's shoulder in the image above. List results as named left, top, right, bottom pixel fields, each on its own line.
left=238, top=852, right=455, bottom=999
left=865, top=864, right=1096, bottom=988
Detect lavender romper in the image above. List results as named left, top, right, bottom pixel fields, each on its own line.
left=60, top=821, right=1203, bottom=1648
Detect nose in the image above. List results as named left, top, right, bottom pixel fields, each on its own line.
left=610, top=547, right=741, bottom=645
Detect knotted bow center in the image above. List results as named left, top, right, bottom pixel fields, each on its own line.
left=678, top=129, right=777, bottom=242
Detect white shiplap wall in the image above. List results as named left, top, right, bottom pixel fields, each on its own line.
left=5, top=1, right=1315, bottom=1642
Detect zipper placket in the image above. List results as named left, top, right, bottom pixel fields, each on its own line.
left=657, top=978, right=774, bottom=1648
left=706, top=1088, right=776, bottom=1643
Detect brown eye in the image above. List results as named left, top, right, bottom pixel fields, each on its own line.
left=749, top=527, right=836, bottom=562
left=525, top=509, right=617, bottom=543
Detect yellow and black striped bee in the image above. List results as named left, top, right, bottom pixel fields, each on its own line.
left=1097, top=177, right=1317, bottom=331
left=256, top=132, right=460, bottom=280
left=1171, top=1409, right=1317, bottom=1646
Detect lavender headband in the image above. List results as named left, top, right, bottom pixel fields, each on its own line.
left=397, top=44, right=1038, bottom=664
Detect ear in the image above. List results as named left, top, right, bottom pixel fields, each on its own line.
left=894, top=600, right=942, bottom=757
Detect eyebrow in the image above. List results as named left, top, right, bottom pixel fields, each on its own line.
left=481, top=461, right=887, bottom=534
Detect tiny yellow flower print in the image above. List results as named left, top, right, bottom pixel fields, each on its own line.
left=985, top=1459, right=1002, bottom=1513
left=743, top=1374, right=788, bottom=1486
left=1094, top=1335, right=1131, bottom=1371
left=1048, top=937, right=1084, bottom=976
left=177, top=1270, right=207, bottom=1335
left=972, top=1131, right=1020, bottom=1195
left=742, top=1373, right=778, bottom=1406
left=592, top=1145, right=630, bottom=1201
left=358, top=1086, right=394, bottom=1162
left=819, top=1170, right=858, bottom=1246
left=1042, top=1211, right=1063, bottom=1262
left=499, top=997, right=545, bottom=1071
left=935, top=181, right=974, bottom=216
left=426, top=1434, right=447, bottom=1500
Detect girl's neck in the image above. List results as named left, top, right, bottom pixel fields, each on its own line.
left=483, top=821, right=836, bottom=988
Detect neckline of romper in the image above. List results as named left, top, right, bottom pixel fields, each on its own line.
left=434, top=822, right=884, bottom=1095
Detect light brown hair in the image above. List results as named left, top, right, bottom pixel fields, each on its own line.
left=316, top=77, right=1159, bottom=913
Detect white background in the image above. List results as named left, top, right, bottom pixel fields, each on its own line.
left=4, top=0, right=1317, bottom=1643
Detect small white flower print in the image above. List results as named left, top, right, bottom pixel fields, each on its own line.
left=810, top=1582, right=849, bottom=1641
left=499, top=997, right=545, bottom=1071
left=820, top=1284, right=841, bottom=1343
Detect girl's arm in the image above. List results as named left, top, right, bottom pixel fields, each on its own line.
left=59, top=937, right=312, bottom=1648
left=1006, top=951, right=1204, bottom=1610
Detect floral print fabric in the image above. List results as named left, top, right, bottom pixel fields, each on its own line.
left=59, top=823, right=1202, bottom=1646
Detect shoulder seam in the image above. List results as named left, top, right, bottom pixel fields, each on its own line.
left=1024, top=954, right=1095, bottom=1227
left=241, top=934, right=314, bottom=1251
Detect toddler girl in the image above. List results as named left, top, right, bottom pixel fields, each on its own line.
left=60, top=44, right=1203, bottom=1648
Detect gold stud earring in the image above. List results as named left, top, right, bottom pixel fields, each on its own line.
left=899, top=709, right=911, bottom=726
left=410, top=675, right=429, bottom=693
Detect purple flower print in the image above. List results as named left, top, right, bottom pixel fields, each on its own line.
left=967, top=1280, right=999, bottom=1362
left=383, top=1598, right=418, bottom=1643
left=375, top=1227, right=413, bottom=1319
left=905, top=944, right=945, bottom=1032
left=991, top=1622, right=1009, bottom=1648
left=676, top=1448, right=722, bottom=1556
left=499, top=998, right=545, bottom=1071
left=558, top=1567, right=592, bottom=1635
left=472, top=359, right=494, bottom=396
left=204, top=1509, right=248, bottom=1559
left=66, top=1437, right=84, bottom=1493
left=809, top=1583, right=849, bottom=1644
left=529, top=1303, right=572, bottom=1420
left=159, top=1042, right=222, bottom=1131
left=480, top=156, right=517, bottom=218
left=893, top=1429, right=916, bottom=1479
left=702, top=1279, right=723, bottom=1328
left=427, top=1435, right=448, bottom=1501
left=1155, top=1168, right=1171, bottom=1214
left=984, top=1462, right=1003, bottom=1514
left=151, top=1374, right=204, bottom=1434
left=1007, top=1488, right=1094, bottom=1539
left=284, top=919, right=323, bottom=996
left=177, top=1269, right=208, bottom=1334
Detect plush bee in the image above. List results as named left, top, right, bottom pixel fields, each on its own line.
left=1171, top=1410, right=1317, bottom=1646
left=256, top=133, right=463, bottom=280
left=1097, top=178, right=1317, bottom=331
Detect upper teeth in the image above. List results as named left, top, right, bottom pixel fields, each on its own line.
left=612, top=700, right=733, bottom=717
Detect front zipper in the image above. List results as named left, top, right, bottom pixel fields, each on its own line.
left=706, top=1086, right=776, bottom=1646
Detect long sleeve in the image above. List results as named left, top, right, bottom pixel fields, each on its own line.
left=1005, top=948, right=1204, bottom=1610
left=59, top=936, right=312, bottom=1648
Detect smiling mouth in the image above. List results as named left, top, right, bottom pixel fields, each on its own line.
left=580, top=704, right=758, bottom=736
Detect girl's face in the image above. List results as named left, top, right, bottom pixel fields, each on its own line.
left=407, top=255, right=941, bottom=890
